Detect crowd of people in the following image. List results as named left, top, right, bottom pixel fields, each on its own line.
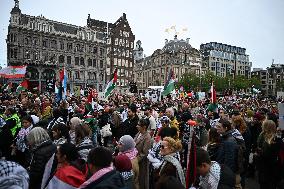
left=0, top=89, right=283, bottom=189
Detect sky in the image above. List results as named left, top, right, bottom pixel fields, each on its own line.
left=0, top=0, right=284, bottom=69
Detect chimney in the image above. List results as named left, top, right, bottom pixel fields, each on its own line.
left=186, top=38, right=190, bottom=44
left=165, top=39, right=168, bottom=45
left=123, top=13, right=126, bottom=19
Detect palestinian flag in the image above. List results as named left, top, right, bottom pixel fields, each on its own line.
left=105, top=68, right=117, bottom=98
left=2, top=82, right=12, bottom=92
left=16, top=80, right=28, bottom=93
left=85, top=89, right=95, bottom=113
left=210, top=81, right=216, bottom=104
left=162, top=68, right=175, bottom=96
left=186, top=134, right=197, bottom=188
left=46, top=165, right=86, bottom=189
left=208, top=81, right=218, bottom=112
left=0, top=65, right=27, bottom=78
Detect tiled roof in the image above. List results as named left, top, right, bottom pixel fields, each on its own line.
left=53, top=23, right=78, bottom=35
left=89, top=19, right=115, bottom=28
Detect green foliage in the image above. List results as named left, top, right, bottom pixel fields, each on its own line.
left=249, top=77, right=261, bottom=89
left=177, top=71, right=260, bottom=93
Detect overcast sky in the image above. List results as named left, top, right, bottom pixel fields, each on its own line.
left=0, top=0, right=283, bottom=69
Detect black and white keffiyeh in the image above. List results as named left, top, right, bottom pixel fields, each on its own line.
left=0, top=160, right=29, bottom=189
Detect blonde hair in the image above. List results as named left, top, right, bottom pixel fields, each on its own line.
left=262, top=120, right=276, bottom=144
left=163, top=137, right=182, bottom=152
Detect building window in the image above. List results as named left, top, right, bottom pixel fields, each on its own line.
left=75, top=44, right=80, bottom=52
left=43, top=52, right=48, bottom=62
left=67, top=56, right=71, bottom=64
left=34, top=52, right=39, bottom=60
left=114, top=58, right=117, bottom=66
left=88, top=58, right=92, bottom=67
left=93, top=59, right=97, bottom=67
left=99, top=48, right=105, bottom=57
left=93, top=47, right=97, bottom=54
left=25, top=50, right=30, bottom=59
left=75, top=71, right=80, bottom=79
left=50, top=40, right=57, bottom=49
left=80, top=57, right=84, bottom=66
left=115, top=38, right=118, bottom=46
left=67, top=43, right=73, bottom=51
left=60, top=42, right=64, bottom=50
left=94, top=73, right=97, bottom=80
left=75, top=57, right=79, bottom=65
left=59, top=55, right=64, bottom=64
left=100, top=60, right=103, bottom=68
left=10, top=49, right=14, bottom=58
left=43, top=40, right=47, bottom=47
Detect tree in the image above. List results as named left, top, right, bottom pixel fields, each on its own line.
left=232, top=75, right=250, bottom=91
left=177, top=72, right=199, bottom=91
left=249, top=77, right=261, bottom=89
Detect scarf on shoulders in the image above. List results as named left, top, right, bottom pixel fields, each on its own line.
left=119, top=148, right=138, bottom=160
left=160, top=154, right=185, bottom=186
left=79, top=166, right=113, bottom=188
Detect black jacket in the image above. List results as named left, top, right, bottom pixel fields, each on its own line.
left=218, top=164, right=236, bottom=189
left=216, top=130, right=238, bottom=173
left=119, top=115, right=139, bottom=139
left=83, top=170, right=126, bottom=189
left=28, top=140, right=56, bottom=189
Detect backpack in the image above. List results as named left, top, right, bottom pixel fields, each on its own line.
left=233, top=137, right=246, bottom=174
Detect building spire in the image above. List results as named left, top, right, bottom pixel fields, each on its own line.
left=15, top=0, right=19, bottom=8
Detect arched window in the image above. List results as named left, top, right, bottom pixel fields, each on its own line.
left=80, top=57, right=84, bottom=66
left=59, top=55, right=65, bottom=64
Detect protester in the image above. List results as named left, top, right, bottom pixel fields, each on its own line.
left=114, top=154, right=134, bottom=189
left=134, top=117, right=152, bottom=189
left=157, top=137, right=185, bottom=187
left=196, top=147, right=235, bottom=189
left=13, top=115, right=34, bottom=168
left=256, top=120, right=283, bottom=189
left=52, top=123, right=71, bottom=145
left=80, top=147, right=125, bottom=189
left=26, top=127, right=57, bottom=189
left=69, top=117, right=82, bottom=144
left=216, top=119, right=242, bottom=189
left=46, top=143, right=87, bottom=189
left=0, top=159, right=29, bottom=189
left=117, top=135, right=139, bottom=189
left=75, top=123, right=93, bottom=162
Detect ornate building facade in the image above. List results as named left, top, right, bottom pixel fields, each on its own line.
left=200, top=42, right=252, bottom=78
left=7, top=0, right=135, bottom=93
left=134, top=35, right=205, bottom=93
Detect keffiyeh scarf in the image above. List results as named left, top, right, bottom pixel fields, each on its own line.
left=0, top=160, right=29, bottom=189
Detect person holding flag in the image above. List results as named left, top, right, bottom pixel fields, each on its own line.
left=207, top=80, right=218, bottom=113
left=105, top=68, right=118, bottom=98
left=162, top=68, right=175, bottom=96
left=57, top=67, right=67, bottom=103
